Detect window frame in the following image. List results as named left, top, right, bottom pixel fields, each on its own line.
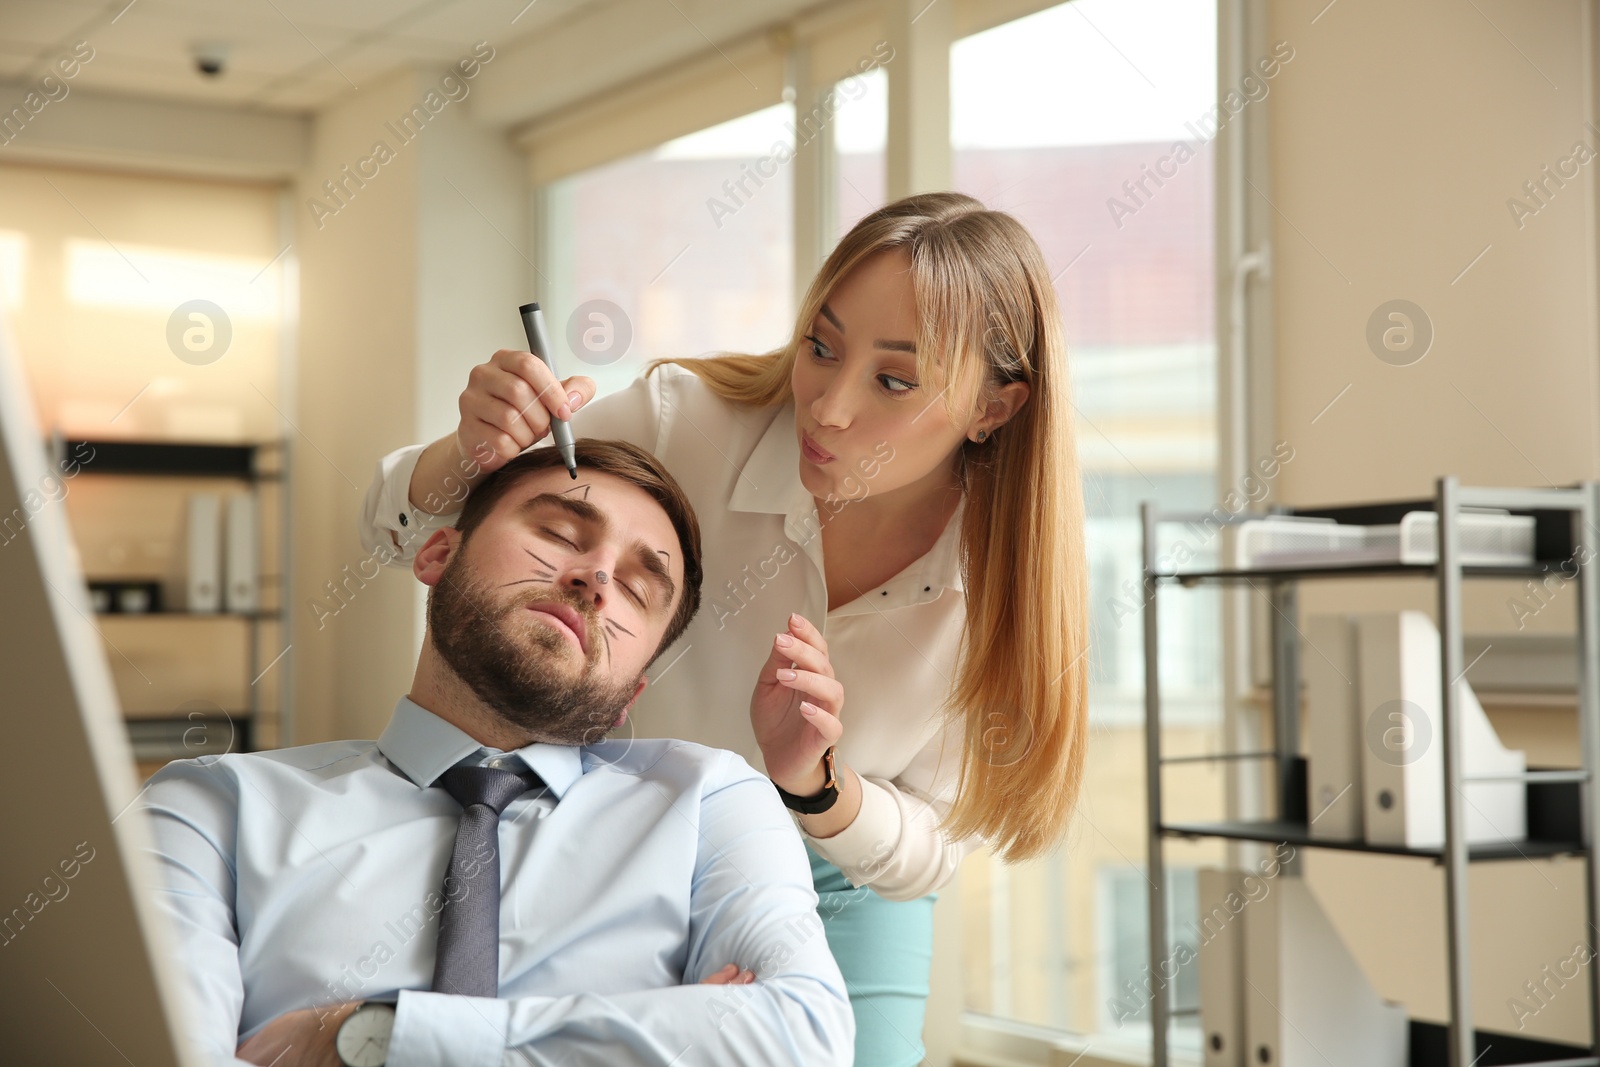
left=522, top=1, right=1248, bottom=1062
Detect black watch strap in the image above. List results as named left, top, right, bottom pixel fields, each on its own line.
left=774, top=747, right=839, bottom=814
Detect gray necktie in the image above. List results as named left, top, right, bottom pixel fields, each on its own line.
left=430, top=762, right=540, bottom=998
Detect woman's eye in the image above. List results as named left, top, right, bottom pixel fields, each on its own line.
left=806, top=331, right=912, bottom=393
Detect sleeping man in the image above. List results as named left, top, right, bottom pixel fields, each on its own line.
left=138, top=438, right=853, bottom=1067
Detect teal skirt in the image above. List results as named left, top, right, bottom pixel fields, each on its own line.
left=808, top=843, right=936, bottom=1067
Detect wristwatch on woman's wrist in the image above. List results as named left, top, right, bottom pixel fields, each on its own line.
left=774, top=747, right=838, bottom=814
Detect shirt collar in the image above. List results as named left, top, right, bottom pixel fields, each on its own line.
left=726, top=398, right=966, bottom=596
left=728, top=399, right=814, bottom=517
left=924, top=493, right=966, bottom=594
left=377, top=695, right=585, bottom=799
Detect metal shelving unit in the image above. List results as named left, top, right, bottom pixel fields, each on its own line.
left=1141, top=477, right=1600, bottom=1067
left=51, top=434, right=292, bottom=766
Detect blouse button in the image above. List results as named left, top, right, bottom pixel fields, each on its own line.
left=399, top=513, right=408, bottom=526
left=923, top=586, right=931, bottom=592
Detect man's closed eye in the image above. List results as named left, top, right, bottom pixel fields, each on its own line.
left=539, top=527, right=649, bottom=607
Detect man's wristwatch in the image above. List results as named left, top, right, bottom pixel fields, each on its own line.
left=336, top=1000, right=396, bottom=1067
left=774, top=746, right=839, bottom=814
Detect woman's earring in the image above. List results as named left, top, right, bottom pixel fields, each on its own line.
left=976, top=429, right=988, bottom=442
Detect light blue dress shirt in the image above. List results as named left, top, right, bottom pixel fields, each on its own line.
left=138, top=695, right=854, bottom=1067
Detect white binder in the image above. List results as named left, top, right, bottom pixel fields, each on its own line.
left=184, top=492, right=221, bottom=613
left=1305, top=614, right=1363, bottom=841
left=1197, top=868, right=1246, bottom=1066
left=223, top=493, right=258, bottom=613
left=1358, top=610, right=1525, bottom=849
left=1242, top=875, right=1407, bottom=1066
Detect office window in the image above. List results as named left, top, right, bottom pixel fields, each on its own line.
left=0, top=165, right=286, bottom=441
left=952, top=0, right=1224, bottom=1054
left=1098, top=866, right=1200, bottom=1033
left=542, top=105, right=796, bottom=398
left=834, top=66, right=887, bottom=240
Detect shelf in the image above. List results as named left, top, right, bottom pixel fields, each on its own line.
left=1408, top=1019, right=1594, bottom=1066
left=1289, top=496, right=1582, bottom=565
left=1160, top=819, right=1585, bottom=862
left=126, top=714, right=253, bottom=761
left=122, top=707, right=254, bottom=722
left=1156, top=491, right=1584, bottom=563
left=1154, top=561, right=1567, bottom=585
left=94, top=609, right=281, bottom=620
left=64, top=438, right=277, bottom=479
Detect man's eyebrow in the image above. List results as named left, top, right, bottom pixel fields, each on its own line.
left=516, top=494, right=677, bottom=611
left=817, top=302, right=915, bottom=353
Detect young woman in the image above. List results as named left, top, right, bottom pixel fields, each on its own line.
left=357, top=192, right=1089, bottom=1066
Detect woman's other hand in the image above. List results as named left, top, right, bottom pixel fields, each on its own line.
left=750, top=612, right=844, bottom=796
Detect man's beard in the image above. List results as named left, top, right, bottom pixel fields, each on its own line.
left=426, top=545, right=639, bottom=745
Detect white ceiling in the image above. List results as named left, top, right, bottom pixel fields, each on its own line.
left=0, top=0, right=668, bottom=114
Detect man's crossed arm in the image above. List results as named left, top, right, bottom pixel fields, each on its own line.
left=138, top=754, right=854, bottom=1067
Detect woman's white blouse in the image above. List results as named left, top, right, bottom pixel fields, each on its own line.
left=358, top=362, right=983, bottom=901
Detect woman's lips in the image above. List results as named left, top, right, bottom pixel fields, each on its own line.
left=800, top=431, right=835, bottom=465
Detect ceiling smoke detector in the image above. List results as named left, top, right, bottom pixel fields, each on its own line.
left=192, top=42, right=229, bottom=78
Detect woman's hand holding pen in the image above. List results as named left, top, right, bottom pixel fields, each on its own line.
left=750, top=612, right=845, bottom=797
left=453, top=348, right=597, bottom=473
left=407, top=348, right=596, bottom=515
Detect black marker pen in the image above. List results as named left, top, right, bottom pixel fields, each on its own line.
left=518, top=301, right=578, bottom=479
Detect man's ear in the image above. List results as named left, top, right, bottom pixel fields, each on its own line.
left=412, top=527, right=461, bottom=587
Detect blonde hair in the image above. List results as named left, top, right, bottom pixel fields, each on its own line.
left=645, top=192, right=1089, bottom=862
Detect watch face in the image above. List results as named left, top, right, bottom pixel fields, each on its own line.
left=336, top=1004, right=395, bottom=1067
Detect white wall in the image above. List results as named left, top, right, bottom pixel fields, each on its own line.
left=291, top=64, right=528, bottom=744
left=1266, top=0, right=1600, bottom=1044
